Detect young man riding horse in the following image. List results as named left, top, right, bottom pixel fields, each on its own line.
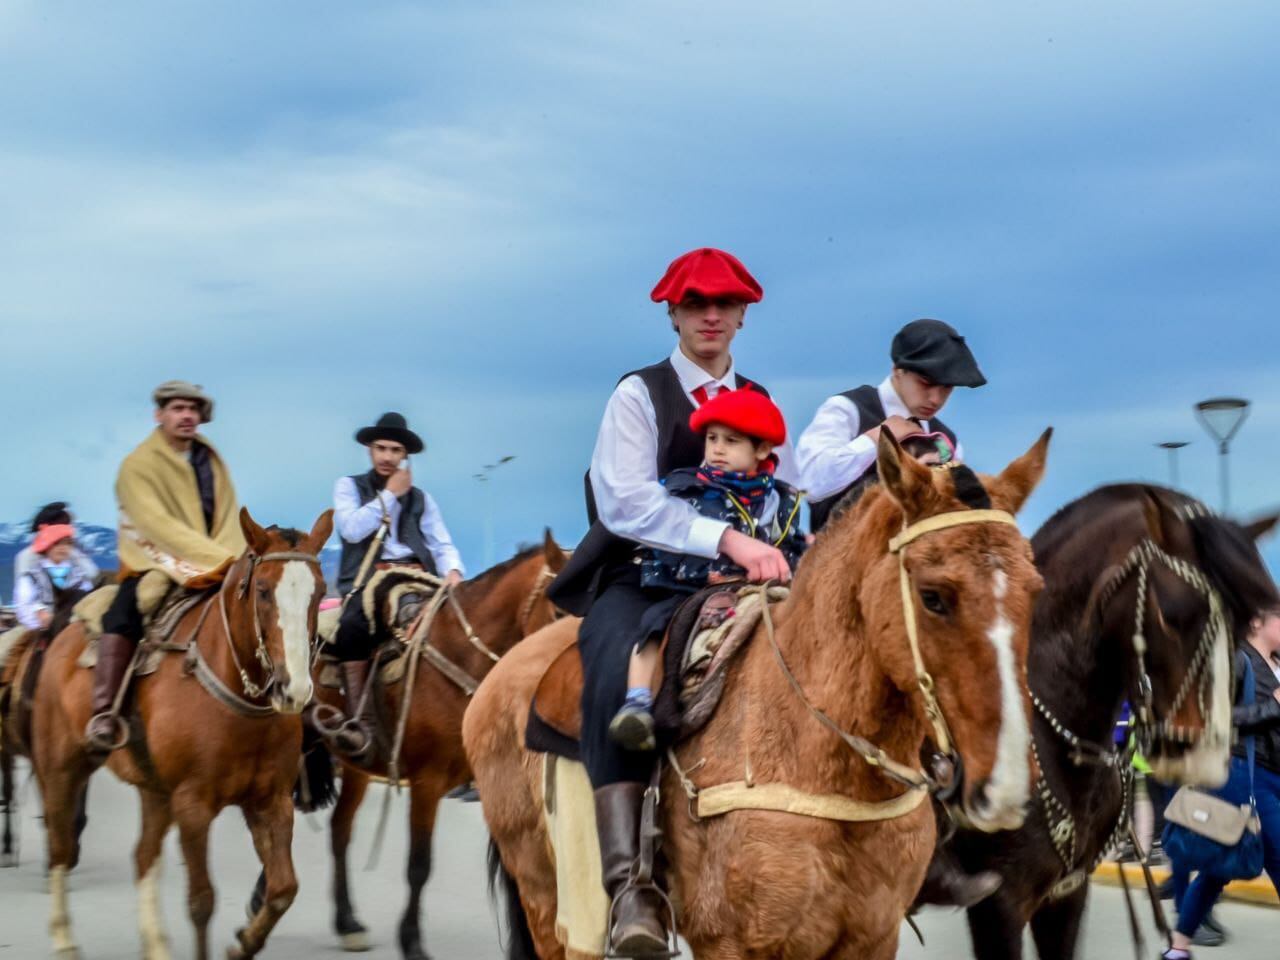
left=547, top=247, right=798, bottom=957
left=798, top=318, right=985, bottom=532
left=84, top=380, right=247, bottom=753
left=322, top=412, right=465, bottom=763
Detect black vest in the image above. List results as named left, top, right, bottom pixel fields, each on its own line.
left=337, top=472, right=438, bottom=595
left=550, top=358, right=769, bottom=616
left=807, top=385, right=958, bottom=533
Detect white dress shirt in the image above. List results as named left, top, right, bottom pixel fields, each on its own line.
left=333, top=478, right=465, bottom=576
left=589, top=345, right=798, bottom=559
left=796, top=376, right=966, bottom=502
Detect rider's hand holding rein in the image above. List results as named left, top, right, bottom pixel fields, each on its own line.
left=719, top=527, right=791, bottom=584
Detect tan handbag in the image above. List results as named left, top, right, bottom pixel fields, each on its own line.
left=1164, top=786, right=1260, bottom=846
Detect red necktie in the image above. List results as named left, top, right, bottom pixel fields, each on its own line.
left=692, top=385, right=711, bottom=406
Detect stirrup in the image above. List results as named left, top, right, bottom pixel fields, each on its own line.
left=84, top=712, right=130, bottom=753
left=604, top=879, right=680, bottom=959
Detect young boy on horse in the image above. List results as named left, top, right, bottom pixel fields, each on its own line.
left=610, top=387, right=807, bottom=751
left=12, top=502, right=98, bottom=598
left=13, top=525, right=95, bottom=633
left=322, top=411, right=465, bottom=762
left=84, top=381, right=246, bottom=753
left=547, top=247, right=796, bottom=958
left=797, top=317, right=986, bottom=532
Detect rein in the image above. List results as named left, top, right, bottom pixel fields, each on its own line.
left=671, top=507, right=1022, bottom=822
left=186, top=550, right=322, bottom=717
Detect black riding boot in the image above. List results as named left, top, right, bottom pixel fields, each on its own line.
left=594, top=782, right=669, bottom=957
left=83, top=633, right=135, bottom=753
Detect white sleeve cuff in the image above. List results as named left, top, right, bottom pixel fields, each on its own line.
left=686, top=516, right=731, bottom=559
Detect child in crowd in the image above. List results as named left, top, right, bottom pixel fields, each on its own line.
left=14, top=524, right=96, bottom=632
left=609, top=389, right=807, bottom=750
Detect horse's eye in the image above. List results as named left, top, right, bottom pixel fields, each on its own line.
left=257, top=585, right=271, bottom=600
left=919, top=589, right=949, bottom=616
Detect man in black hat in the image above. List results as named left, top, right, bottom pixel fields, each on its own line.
left=797, top=318, right=986, bottom=533
left=323, top=412, right=465, bottom=761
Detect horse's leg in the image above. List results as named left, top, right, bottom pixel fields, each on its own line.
left=173, top=797, right=216, bottom=960
left=1028, top=885, right=1088, bottom=960
left=331, top=766, right=372, bottom=950
left=230, top=793, right=299, bottom=959
left=966, top=895, right=1027, bottom=960
left=39, top=763, right=89, bottom=957
left=72, top=778, right=90, bottom=854
left=0, top=740, right=16, bottom=867
left=135, top=789, right=175, bottom=960
left=399, top=772, right=447, bottom=960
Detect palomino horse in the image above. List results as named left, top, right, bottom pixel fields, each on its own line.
left=1, top=580, right=92, bottom=867
left=919, top=487, right=1280, bottom=959
left=466, top=430, right=1052, bottom=960
left=299, top=531, right=569, bottom=960
left=33, top=508, right=332, bottom=960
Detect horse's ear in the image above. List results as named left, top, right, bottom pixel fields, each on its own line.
left=304, top=509, right=335, bottom=555
left=1243, top=513, right=1279, bottom=543
left=239, top=507, right=271, bottom=554
left=542, top=527, right=567, bottom=571
left=877, top=429, right=936, bottom=520
left=990, top=428, right=1052, bottom=516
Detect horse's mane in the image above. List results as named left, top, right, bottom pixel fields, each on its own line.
left=263, top=525, right=304, bottom=547
left=473, top=544, right=543, bottom=584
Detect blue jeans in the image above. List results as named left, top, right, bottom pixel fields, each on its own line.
left=1176, top=758, right=1280, bottom=936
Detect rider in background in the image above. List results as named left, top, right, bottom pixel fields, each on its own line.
left=84, top=381, right=245, bottom=754
left=323, top=411, right=465, bottom=763
left=12, top=501, right=98, bottom=598
left=797, top=318, right=985, bottom=533
left=13, top=525, right=95, bottom=632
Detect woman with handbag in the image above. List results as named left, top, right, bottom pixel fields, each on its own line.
left=1163, top=604, right=1280, bottom=960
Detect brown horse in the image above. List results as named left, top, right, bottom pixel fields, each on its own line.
left=466, top=431, right=1051, bottom=960
left=303, top=531, right=569, bottom=960
left=33, top=507, right=332, bottom=960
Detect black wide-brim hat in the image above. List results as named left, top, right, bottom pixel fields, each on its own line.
left=355, top=412, right=425, bottom=454
left=890, top=319, right=987, bottom=388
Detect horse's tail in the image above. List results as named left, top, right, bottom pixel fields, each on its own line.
left=293, top=724, right=336, bottom=812
left=487, top=836, right=539, bottom=960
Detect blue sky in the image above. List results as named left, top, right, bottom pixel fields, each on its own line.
left=1, top=1, right=1277, bottom=572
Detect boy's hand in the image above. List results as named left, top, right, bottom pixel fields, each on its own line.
left=718, top=528, right=791, bottom=584
left=386, top=465, right=413, bottom=497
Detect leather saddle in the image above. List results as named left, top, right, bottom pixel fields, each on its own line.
left=527, top=583, right=778, bottom=760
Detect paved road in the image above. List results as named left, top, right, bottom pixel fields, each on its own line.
left=0, top=765, right=1273, bottom=958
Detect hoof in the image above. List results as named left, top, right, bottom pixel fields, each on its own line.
left=0, top=851, right=18, bottom=868
left=54, top=949, right=81, bottom=959
left=339, top=930, right=371, bottom=952
left=225, top=928, right=254, bottom=960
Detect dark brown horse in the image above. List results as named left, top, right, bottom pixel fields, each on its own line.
left=468, top=432, right=1052, bottom=960
left=33, top=508, right=332, bottom=960
left=920, top=485, right=1280, bottom=959
left=300, top=531, right=569, bottom=960
left=0, top=578, right=93, bottom=868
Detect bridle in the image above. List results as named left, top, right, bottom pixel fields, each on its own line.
left=1030, top=518, right=1231, bottom=890
left=219, top=550, right=323, bottom=701
left=765, top=507, right=1021, bottom=797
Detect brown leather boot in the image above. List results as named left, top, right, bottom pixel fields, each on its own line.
left=594, top=782, right=670, bottom=957
left=329, top=661, right=374, bottom=762
left=83, top=633, right=136, bottom=753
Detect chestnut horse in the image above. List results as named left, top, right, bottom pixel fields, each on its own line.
left=1, top=580, right=93, bottom=868
left=299, top=531, right=569, bottom=960
left=33, top=508, right=332, bottom=960
left=466, top=431, right=1051, bottom=960
left=919, top=487, right=1280, bottom=959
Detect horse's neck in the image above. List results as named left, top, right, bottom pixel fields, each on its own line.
left=748, top=548, right=926, bottom=799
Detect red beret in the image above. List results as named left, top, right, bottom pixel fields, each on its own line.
left=689, top=389, right=786, bottom=446
left=650, top=248, right=763, bottom=305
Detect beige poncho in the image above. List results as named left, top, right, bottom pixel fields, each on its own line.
left=115, top=428, right=246, bottom=588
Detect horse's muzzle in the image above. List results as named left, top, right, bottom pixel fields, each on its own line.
left=961, top=776, right=1029, bottom=833
left=270, top=673, right=313, bottom=715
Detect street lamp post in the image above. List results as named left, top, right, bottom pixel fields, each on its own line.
left=1156, top=441, right=1190, bottom=488
left=474, top=455, right=516, bottom=569
left=1194, top=398, right=1250, bottom=514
